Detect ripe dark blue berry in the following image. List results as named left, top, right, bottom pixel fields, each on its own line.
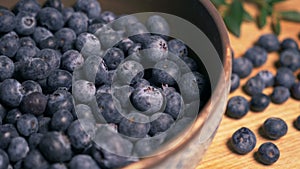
left=46, top=69, right=73, bottom=92
left=44, top=0, right=63, bottom=11
left=67, top=120, right=93, bottom=150
left=281, top=38, right=299, bottom=50
left=67, top=12, right=88, bottom=35
left=0, top=55, right=15, bottom=82
left=103, top=47, right=125, bottom=70
left=0, top=31, right=20, bottom=58
left=0, top=79, right=24, bottom=107
left=163, top=90, right=183, bottom=119
left=244, top=46, right=267, bottom=67
left=50, top=109, right=73, bottom=132
left=226, top=96, right=249, bottom=119
left=231, top=127, right=256, bottom=154
left=243, top=76, right=265, bottom=96
left=39, top=36, right=58, bottom=49
left=255, top=70, right=274, bottom=87
left=270, top=86, right=290, bottom=104
left=32, top=27, right=53, bottom=44
left=16, top=114, right=38, bottom=137
left=257, top=34, right=280, bottom=52
left=28, top=133, right=43, bottom=149
left=48, top=163, right=67, bottom=169
left=167, top=39, right=188, bottom=58
left=149, top=113, right=174, bottom=136
left=20, top=58, right=51, bottom=81
left=15, top=11, right=36, bottom=35
left=13, top=0, right=41, bottom=15
left=46, top=89, right=74, bottom=116
left=37, top=7, right=64, bottom=31
left=294, top=115, right=300, bottom=130
left=256, top=142, right=280, bottom=165
left=0, top=124, right=19, bottom=149
left=61, top=50, right=84, bottom=73
left=74, top=0, right=101, bottom=19
left=232, top=57, right=253, bottom=78
left=118, top=113, right=150, bottom=138
left=279, top=49, right=300, bottom=71
left=19, top=36, right=36, bottom=47
left=100, top=11, right=116, bottom=23
left=230, top=73, right=240, bottom=92
left=54, top=28, right=77, bottom=52
left=15, top=46, right=39, bottom=62
left=69, top=155, right=100, bottom=169
left=38, top=116, right=51, bottom=134
left=20, top=92, right=48, bottom=115
left=4, top=109, right=22, bottom=125
left=262, top=117, right=288, bottom=140
left=0, top=9, right=16, bottom=33
left=22, top=80, right=42, bottom=95
left=275, top=67, right=295, bottom=88
left=0, top=149, right=9, bottom=169
left=7, top=136, right=29, bottom=162
left=152, top=59, right=181, bottom=86
left=250, top=93, right=270, bottom=112
left=23, top=149, right=49, bottom=169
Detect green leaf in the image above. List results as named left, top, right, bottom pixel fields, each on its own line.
left=266, top=0, right=285, bottom=6
left=258, top=7, right=268, bottom=28
left=243, top=10, right=254, bottom=22
left=280, top=11, right=300, bottom=22
left=223, top=0, right=244, bottom=37
left=211, top=0, right=227, bottom=7
left=272, top=15, right=281, bottom=35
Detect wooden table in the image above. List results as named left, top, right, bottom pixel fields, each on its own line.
left=197, top=1, right=300, bottom=168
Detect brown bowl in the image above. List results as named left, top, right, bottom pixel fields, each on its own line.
left=1, top=0, right=232, bottom=168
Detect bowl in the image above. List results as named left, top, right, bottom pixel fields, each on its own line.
left=1, top=0, right=232, bottom=168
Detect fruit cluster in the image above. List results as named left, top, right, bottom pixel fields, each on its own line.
left=0, top=0, right=211, bottom=169
left=227, top=33, right=300, bottom=165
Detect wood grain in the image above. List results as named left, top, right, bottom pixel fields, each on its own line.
left=196, top=1, right=300, bottom=168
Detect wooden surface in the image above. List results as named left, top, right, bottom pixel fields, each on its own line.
left=197, top=1, right=300, bottom=169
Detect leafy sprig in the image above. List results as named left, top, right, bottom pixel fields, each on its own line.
left=211, top=0, right=300, bottom=37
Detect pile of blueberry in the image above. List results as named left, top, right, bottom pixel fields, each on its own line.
left=227, top=33, right=300, bottom=165
left=0, top=0, right=210, bottom=169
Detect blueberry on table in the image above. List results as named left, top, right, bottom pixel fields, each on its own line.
left=279, top=49, right=300, bottom=71
left=0, top=9, right=16, bottom=33
left=69, top=155, right=100, bottom=169
left=37, top=7, right=64, bottom=31
left=230, top=73, right=240, bottom=93
left=294, top=115, right=300, bottom=130
left=244, top=46, right=268, bottom=67
left=0, top=55, right=15, bottom=82
left=231, top=127, right=256, bottom=154
left=274, top=67, right=295, bottom=88
left=16, top=114, right=38, bottom=137
left=255, top=70, right=274, bottom=87
left=250, top=93, right=270, bottom=112
left=0, top=124, right=19, bottom=149
left=291, top=81, right=300, bottom=100
left=0, top=149, right=9, bottom=169
left=243, top=76, right=265, bottom=96
left=226, top=96, right=249, bottom=119
left=270, top=86, right=290, bottom=104
left=232, top=57, right=253, bottom=78
left=23, top=149, right=49, bottom=169
left=7, top=136, right=29, bottom=162
left=281, top=38, right=299, bottom=50
left=262, top=117, right=288, bottom=140
left=74, top=0, right=101, bottom=19
left=256, top=142, right=280, bottom=165
left=39, top=132, right=72, bottom=162
left=257, top=34, right=280, bottom=52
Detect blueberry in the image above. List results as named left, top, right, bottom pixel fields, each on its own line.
left=232, top=57, right=253, bottom=78
left=20, top=58, right=51, bottom=80
left=0, top=104, right=6, bottom=121
left=62, top=7, right=74, bottom=22
left=244, top=46, right=267, bottom=67
left=55, top=28, right=77, bottom=52
left=243, top=76, right=265, bottom=96
left=100, top=11, right=116, bottom=23
left=130, top=86, right=164, bottom=114
left=226, top=96, right=249, bottom=119
left=279, top=49, right=300, bottom=71
left=23, top=149, right=49, bottom=169
left=7, top=137, right=29, bottom=162
left=48, top=163, right=67, bottom=169
left=15, top=46, right=39, bottom=62
left=180, top=56, right=198, bottom=72
left=0, top=124, right=19, bottom=149
left=74, top=0, right=101, bottom=19
left=37, top=7, right=64, bottom=31
left=67, top=12, right=88, bottom=35
left=163, top=90, right=183, bottom=119
left=28, top=133, right=43, bottom=149
left=118, top=112, right=150, bottom=138
left=128, top=43, right=142, bottom=59
left=96, top=26, right=123, bottom=50
left=96, top=92, right=123, bottom=123
left=103, top=47, right=125, bottom=70
left=13, top=0, right=41, bottom=15
left=39, top=132, right=72, bottom=162
left=256, top=142, right=280, bottom=165
left=257, top=34, right=280, bottom=52
left=47, top=69, right=72, bottom=92
left=39, top=36, right=58, bottom=49
left=270, top=86, right=290, bottom=104
left=126, top=22, right=149, bottom=39
left=230, top=73, right=240, bottom=92
left=88, top=23, right=105, bottom=34
left=37, top=117, right=51, bottom=134
left=255, top=70, right=274, bottom=87
left=50, top=109, right=73, bottom=131
left=15, top=11, right=36, bottom=35
left=16, top=114, right=38, bottom=137
left=115, top=38, right=135, bottom=56
left=281, top=38, right=299, bottom=50
left=112, top=85, right=134, bottom=109
left=32, top=27, right=53, bottom=44
left=167, top=39, right=188, bottom=58
left=149, top=113, right=174, bottom=136
left=231, top=127, right=256, bottom=154
left=152, top=59, right=181, bottom=86
left=112, top=15, right=139, bottom=31
left=275, top=67, right=295, bottom=88
left=250, top=93, right=270, bottom=112
left=294, top=115, right=300, bottom=130
left=0, top=31, right=20, bottom=58
left=44, top=0, right=63, bottom=11
left=291, top=82, right=300, bottom=100
left=36, top=48, right=61, bottom=71
left=73, top=80, right=96, bottom=103
left=0, top=55, right=14, bottom=82
left=83, top=56, right=108, bottom=86
left=262, top=117, right=288, bottom=140
left=0, top=9, right=16, bottom=33
left=0, top=79, right=24, bottom=107
left=131, top=78, right=150, bottom=89
left=22, top=80, right=42, bottom=95
left=0, top=149, right=9, bottom=169
left=96, top=85, right=111, bottom=94
left=115, top=60, right=144, bottom=85
left=19, top=36, right=36, bottom=47
left=75, top=32, right=100, bottom=52
left=140, top=35, right=168, bottom=63
left=69, top=155, right=100, bottom=169
left=46, top=89, right=74, bottom=116
left=4, top=109, right=22, bottom=125
left=67, top=120, right=94, bottom=150
left=61, top=50, right=84, bottom=72
left=146, top=15, right=170, bottom=36
left=20, top=92, right=47, bottom=115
